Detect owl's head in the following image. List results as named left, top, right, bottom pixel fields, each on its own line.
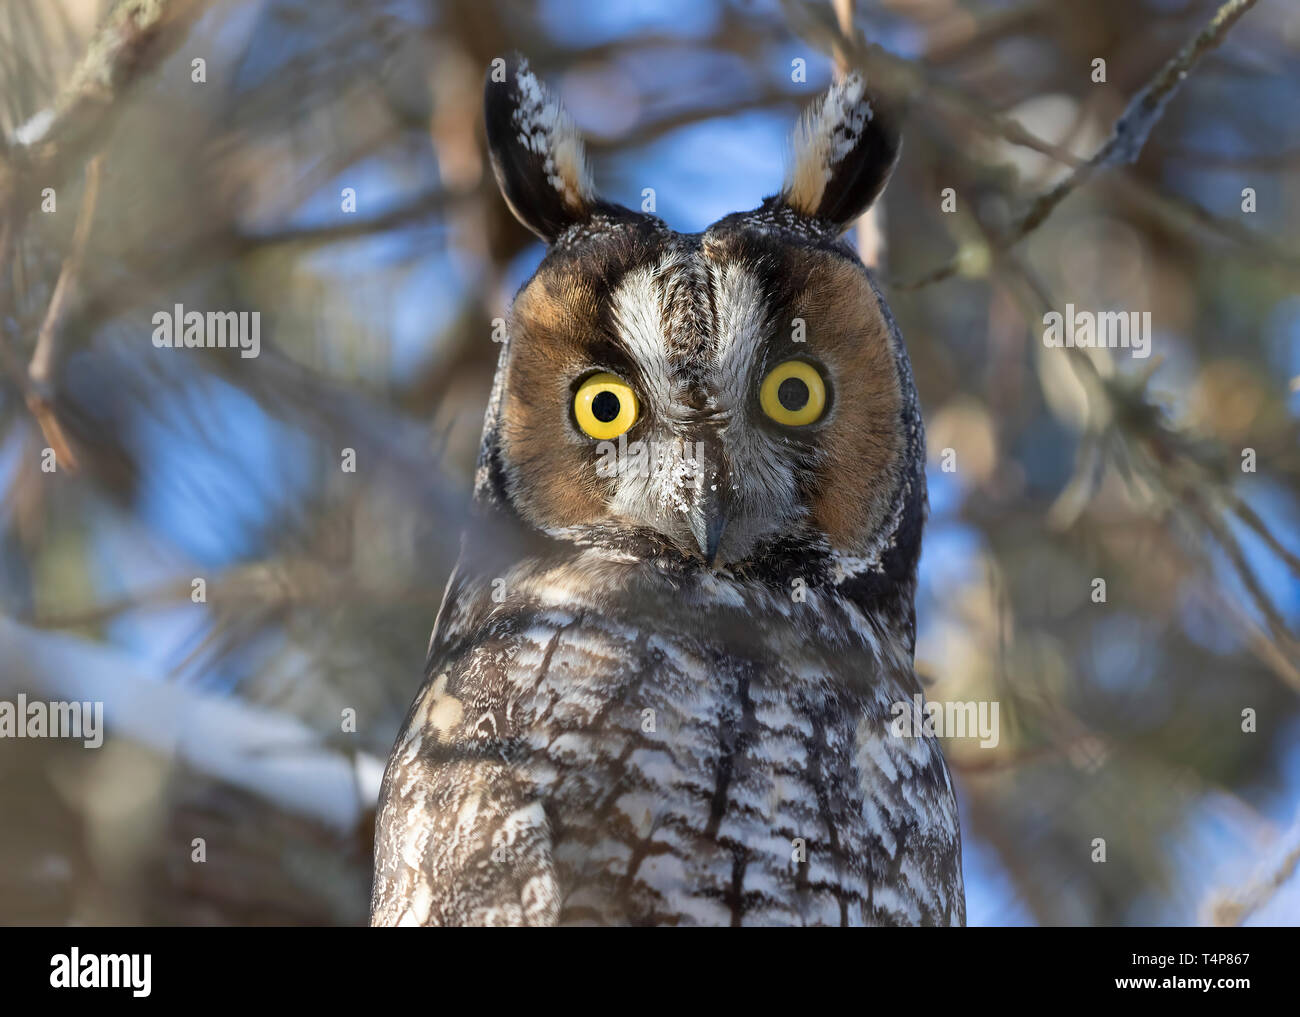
left=477, top=55, right=925, bottom=596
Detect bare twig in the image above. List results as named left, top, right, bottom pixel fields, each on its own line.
left=585, top=92, right=794, bottom=154
left=1204, top=813, right=1300, bottom=925
left=23, top=154, right=103, bottom=471
left=1110, top=174, right=1300, bottom=276
left=785, top=0, right=1291, bottom=287
left=980, top=240, right=1300, bottom=693
left=894, top=0, right=1260, bottom=288
left=2, top=0, right=208, bottom=242
left=1, top=0, right=206, bottom=265
left=781, top=0, right=1090, bottom=167
left=1184, top=493, right=1300, bottom=664
left=23, top=558, right=444, bottom=631
left=831, top=0, right=855, bottom=76
left=20, top=0, right=211, bottom=172
left=1, top=1, right=211, bottom=469
left=922, top=3, right=1046, bottom=65
left=1220, top=489, right=1300, bottom=578
left=1162, top=144, right=1300, bottom=171
left=28, top=155, right=101, bottom=386
left=242, top=183, right=482, bottom=251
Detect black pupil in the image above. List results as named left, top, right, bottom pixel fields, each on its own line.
left=591, top=390, right=621, bottom=423
left=777, top=376, right=810, bottom=412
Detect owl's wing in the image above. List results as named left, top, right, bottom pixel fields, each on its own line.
left=369, top=626, right=562, bottom=927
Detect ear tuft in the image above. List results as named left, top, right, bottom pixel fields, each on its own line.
left=781, top=73, right=899, bottom=232
left=484, top=53, right=595, bottom=242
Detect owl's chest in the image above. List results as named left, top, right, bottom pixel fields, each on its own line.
left=446, top=595, right=956, bottom=925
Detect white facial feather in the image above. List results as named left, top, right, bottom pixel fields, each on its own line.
left=601, top=255, right=804, bottom=556
left=607, top=258, right=676, bottom=407
left=707, top=261, right=804, bottom=540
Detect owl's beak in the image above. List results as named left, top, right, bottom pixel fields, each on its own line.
left=689, top=468, right=731, bottom=566
left=695, top=512, right=727, bottom=565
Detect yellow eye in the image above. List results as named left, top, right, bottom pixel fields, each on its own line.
left=574, top=372, right=639, bottom=439
left=759, top=360, right=827, bottom=426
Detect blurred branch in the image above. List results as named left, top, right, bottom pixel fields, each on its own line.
left=24, top=557, right=444, bottom=632
left=1163, top=144, right=1300, bottom=171
left=856, top=10, right=1298, bottom=676
left=891, top=0, right=1260, bottom=288
left=922, top=3, right=1046, bottom=65
left=1195, top=583, right=1300, bottom=693
left=787, top=0, right=1297, bottom=287
left=1110, top=174, right=1300, bottom=277
left=29, top=154, right=99, bottom=389
left=784, top=0, right=1089, bottom=165
left=1, top=0, right=209, bottom=268
left=995, top=245, right=1300, bottom=692
left=1, top=0, right=209, bottom=471
left=831, top=0, right=854, bottom=76
left=22, top=153, right=102, bottom=471
left=1184, top=494, right=1300, bottom=682
left=584, top=92, right=793, bottom=154
left=1205, top=813, right=1300, bottom=925
left=242, top=183, right=483, bottom=251
left=19, top=0, right=209, bottom=168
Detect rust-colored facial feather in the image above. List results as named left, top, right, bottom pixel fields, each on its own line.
left=499, top=252, right=637, bottom=530
left=787, top=254, right=905, bottom=547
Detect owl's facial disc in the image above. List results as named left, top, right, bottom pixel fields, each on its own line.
left=495, top=230, right=910, bottom=571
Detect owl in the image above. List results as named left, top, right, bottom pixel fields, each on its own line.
left=370, top=54, right=964, bottom=926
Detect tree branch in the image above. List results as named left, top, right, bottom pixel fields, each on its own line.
left=0, top=0, right=210, bottom=467
left=894, top=0, right=1260, bottom=288
left=1205, top=813, right=1300, bottom=925
left=1, top=0, right=209, bottom=279
left=23, top=154, right=102, bottom=471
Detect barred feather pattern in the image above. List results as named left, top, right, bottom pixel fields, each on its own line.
left=371, top=554, right=964, bottom=926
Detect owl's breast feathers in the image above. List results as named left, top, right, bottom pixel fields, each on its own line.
left=370, top=559, right=963, bottom=926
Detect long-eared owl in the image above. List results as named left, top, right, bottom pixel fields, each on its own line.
left=371, top=54, right=964, bottom=926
